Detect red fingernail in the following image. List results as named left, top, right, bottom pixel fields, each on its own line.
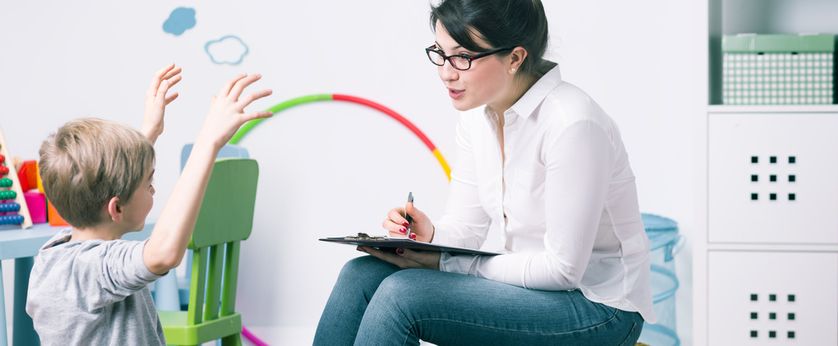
left=409, top=233, right=417, bottom=240
left=399, top=228, right=406, bottom=234
left=396, top=248, right=404, bottom=255
left=402, top=222, right=409, bottom=227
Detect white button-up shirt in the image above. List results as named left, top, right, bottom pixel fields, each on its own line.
left=433, top=65, right=655, bottom=322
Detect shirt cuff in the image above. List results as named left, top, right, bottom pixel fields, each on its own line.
left=438, top=252, right=478, bottom=275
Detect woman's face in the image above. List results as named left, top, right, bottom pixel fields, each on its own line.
left=433, top=22, right=514, bottom=112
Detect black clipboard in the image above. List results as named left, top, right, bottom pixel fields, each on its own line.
left=320, top=233, right=501, bottom=256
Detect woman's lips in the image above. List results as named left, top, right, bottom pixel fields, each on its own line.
left=448, top=88, right=464, bottom=100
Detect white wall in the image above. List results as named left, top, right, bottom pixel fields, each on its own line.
left=0, top=1, right=705, bottom=344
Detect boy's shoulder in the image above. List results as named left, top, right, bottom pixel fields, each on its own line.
left=30, top=228, right=159, bottom=307
left=40, top=228, right=143, bottom=250
left=40, top=228, right=112, bottom=257
left=35, top=228, right=147, bottom=274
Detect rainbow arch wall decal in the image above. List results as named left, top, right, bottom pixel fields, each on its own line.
left=229, top=94, right=452, bottom=181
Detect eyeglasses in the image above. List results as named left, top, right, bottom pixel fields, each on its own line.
left=425, top=45, right=515, bottom=71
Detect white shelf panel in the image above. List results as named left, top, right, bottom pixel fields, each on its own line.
left=706, top=243, right=838, bottom=252
left=708, top=105, right=838, bottom=114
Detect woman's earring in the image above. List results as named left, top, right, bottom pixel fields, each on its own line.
left=510, top=68, right=517, bottom=73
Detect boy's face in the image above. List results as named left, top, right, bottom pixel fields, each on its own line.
left=120, top=168, right=155, bottom=231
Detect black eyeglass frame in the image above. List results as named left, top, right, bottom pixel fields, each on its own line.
left=425, top=45, right=516, bottom=71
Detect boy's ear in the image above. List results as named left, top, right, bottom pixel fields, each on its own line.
left=106, top=196, right=123, bottom=222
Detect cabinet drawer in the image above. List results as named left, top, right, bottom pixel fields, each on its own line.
left=709, top=113, right=838, bottom=244
left=708, top=251, right=838, bottom=345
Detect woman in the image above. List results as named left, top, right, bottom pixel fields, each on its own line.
left=314, top=0, right=654, bottom=345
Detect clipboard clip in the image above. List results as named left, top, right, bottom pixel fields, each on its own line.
left=345, top=232, right=388, bottom=240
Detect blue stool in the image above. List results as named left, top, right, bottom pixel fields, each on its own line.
left=638, top=213, right=684, bottom=346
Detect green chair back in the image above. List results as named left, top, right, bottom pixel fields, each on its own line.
left=160, top=158, right=258, bottom=346
left=190, top=158, right=258, bottom=248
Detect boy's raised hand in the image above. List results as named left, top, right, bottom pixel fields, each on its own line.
left=142, top=64, right=182, bottom=144
left=197, top=73, right=273, bottom=149
left=145, top=73, right=271, bottom=275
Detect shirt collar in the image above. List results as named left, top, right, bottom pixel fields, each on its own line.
left=503, top=64, right=563, bottom=121
left=43, top=228, right=73, bottom=249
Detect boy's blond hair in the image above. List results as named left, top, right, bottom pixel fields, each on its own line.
left=39, top=118, right=155, bottom=228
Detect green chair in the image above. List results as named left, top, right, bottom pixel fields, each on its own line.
left=158, top=158, right=259, bottom=346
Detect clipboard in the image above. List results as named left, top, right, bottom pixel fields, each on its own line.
left=320, top=233, right=501, bottom=256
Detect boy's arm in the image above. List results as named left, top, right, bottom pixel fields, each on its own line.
left=141, top=64, right=182, bottom=144
left=143, top=73, right=272, bottom=275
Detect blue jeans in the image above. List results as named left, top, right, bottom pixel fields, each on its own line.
left=314, top=256, right=643, bottom=346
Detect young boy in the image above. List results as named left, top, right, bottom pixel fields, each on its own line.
left=25, top=64, right=272, bottom=345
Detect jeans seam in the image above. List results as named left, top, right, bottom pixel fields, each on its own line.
left=617, top=321, right=639, bottom=346
left=408, top=311, right=621, bottom=339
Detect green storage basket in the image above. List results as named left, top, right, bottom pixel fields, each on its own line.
left=722, top=34, right=835, bottom=105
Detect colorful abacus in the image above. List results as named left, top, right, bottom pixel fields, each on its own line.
left=0, top=200, right=21, bottom=212
left=0, top=128, right=32, bottom=229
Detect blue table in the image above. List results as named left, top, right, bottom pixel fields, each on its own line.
left=0, top=223, right=152, bottom=346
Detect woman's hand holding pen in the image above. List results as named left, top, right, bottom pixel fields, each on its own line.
left=362, top=195, right=440, bottom=269
left=382, top=200, right=433, bottom=242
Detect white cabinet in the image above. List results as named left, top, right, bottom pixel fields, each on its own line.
left=698, top=1, right=838, bottom=345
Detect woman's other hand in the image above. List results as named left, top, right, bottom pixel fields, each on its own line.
left=358, top=247, right=440, bottom=270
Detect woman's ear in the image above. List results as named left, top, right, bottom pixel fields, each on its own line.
left=106, top=196, right=122, bottom=223
left=509, top=46, right=528, bottom=74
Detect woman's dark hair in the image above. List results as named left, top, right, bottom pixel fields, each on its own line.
left=430, top=0, right=549, bottom=76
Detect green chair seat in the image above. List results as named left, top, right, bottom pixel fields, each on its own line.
left=159, top=311, right=241, bottom=345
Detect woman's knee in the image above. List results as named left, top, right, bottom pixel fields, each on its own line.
left=338, top=256, right=396, bottom=279
left=339, top=256, right=377, bottom=275
left=333, top=256, right=400, bottom=293
left=370, top=269, right=431, bottom=309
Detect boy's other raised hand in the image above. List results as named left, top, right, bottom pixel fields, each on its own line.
left=197, top=73, right=273, bottom=150
left=142, top=63, right=182, bottom=144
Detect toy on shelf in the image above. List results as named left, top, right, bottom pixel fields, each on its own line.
left=14, top=158, right=58, bottom=226
left=0, top=128, right=32, bottom=229
left=46, top=202, right=68, bottom=226
left=24, top=191, right=47, bottom=224
left=17, top=160, right=37, bottom=192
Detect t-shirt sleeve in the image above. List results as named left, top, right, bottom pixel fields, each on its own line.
left=96, top=240, right=164, bottom=305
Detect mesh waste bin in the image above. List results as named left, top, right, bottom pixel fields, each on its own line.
left=637, top=213, right=683, bottom=346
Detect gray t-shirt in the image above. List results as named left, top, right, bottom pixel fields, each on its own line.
left=26, top=228, right=165, bottom=345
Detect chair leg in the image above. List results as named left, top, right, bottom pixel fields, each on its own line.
left=221, top=333, right=242, bottom=346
